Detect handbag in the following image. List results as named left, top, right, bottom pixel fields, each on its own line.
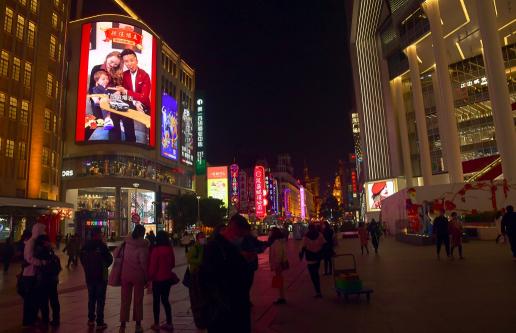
left=108, top=242, right=125, bottom=287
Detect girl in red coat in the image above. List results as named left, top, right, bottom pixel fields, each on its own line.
left=357, top=222, right=370, bottom=255
left=148, top=231, right=176, bottom=331
left=449, top=212, right=464, bottom=259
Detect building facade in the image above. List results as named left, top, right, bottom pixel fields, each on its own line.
left=350, top=0, right=516, bottom=190
left=0, top=0, right=72, bottom=240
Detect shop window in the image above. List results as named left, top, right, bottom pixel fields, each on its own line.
left=23, top=62, right=31, bottom=87
left=0, top=51, right=9, bottom=77
left=5, top=139, right=14, bottom=158
left=12, top=57, right=21, bottom=81
left=16, top=15, right=25, bottom=40
left=9, top=97, right=17, bottom=119
left=4, top=8, right=14, bottom=33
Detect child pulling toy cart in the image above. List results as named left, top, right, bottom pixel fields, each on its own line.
left=333, top=253, right=373, bottom=302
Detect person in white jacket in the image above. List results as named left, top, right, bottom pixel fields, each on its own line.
left=21, top=223, right=47, bottom=327
left=269, top=227, right=288, bottom=305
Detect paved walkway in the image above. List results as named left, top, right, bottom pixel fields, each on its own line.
left=1, top=236, right=516, bottom=332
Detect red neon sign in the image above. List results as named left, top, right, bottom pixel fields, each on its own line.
left=254, top=166, right=266, bottom=218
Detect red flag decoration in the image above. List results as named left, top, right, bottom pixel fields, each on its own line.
left=102, top=28, right=143, bottom=50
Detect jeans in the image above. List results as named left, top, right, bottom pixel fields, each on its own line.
left=87, top=282, right=107, bottom=324
left=307, top=262, right=321, bottom=295
left=323, top=257, right=333, bottom=275
left=152, top=279, right=173, bottom=325
left=436, top=235, right=450, bottom=257
left=508, top=234, right=516, bottom=257
left=120, top=281, right=145, bottom=322
left=39, top=282, right=60, bottom=323
left=22, top=277, right=37, bottom=326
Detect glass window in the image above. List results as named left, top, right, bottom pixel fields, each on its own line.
left=23, top=62, right=31, bottom=87
left=49, top=35, right=56, bottom=59
left=6, top=140, right=14, bottom=158
left=57, top=43, right=62, bottom=60
left=52, top=115, right=57, bottom=133
left=21, top=100, right=29, bottom=123
left=0, top=51, right=9, bottom=77
left=12, top=57, right=21, bottom=81
left=51, top=13, right=58, bottom=29
left=16, top=15, right=25, bottom=40
left=9, top=97, right=17, bottom=119
left=30, top=0, right=38, bottom=14
left=19, top=0, right=27, bottom=5
left=44, top=109, right=51, bottom=130
left=46, top=74, right=53, bottom=96
left=42, top=147, right=49, bottom=165
left=0, top=92, right=5, bottom=117
left=55, top=80, right=59, bottom=98
left=54, top=0, right=60, bottom=8
left=19, top=142, right=26, bottom=160
left=27, top=21, right=36, bottom=47
left=51, top=151, right=55, bottom=167
left=4, top=8, right=14, bottom=33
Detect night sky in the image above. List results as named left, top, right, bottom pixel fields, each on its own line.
left=81, top=0, right=355, bottom=186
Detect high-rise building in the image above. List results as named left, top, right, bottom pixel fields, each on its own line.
left=349, top=0, right=516, bottom=190
left=0, top=0, right=72, bottom=239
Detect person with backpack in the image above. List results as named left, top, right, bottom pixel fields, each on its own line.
left=80, top=227, right=113, bottom=330
left=300, top=223, right=326, bottom=298
left=33, top=234, right=62, bottom=327
left=147, top=230, right=176, bottom=331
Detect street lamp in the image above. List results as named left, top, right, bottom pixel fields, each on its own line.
left=196, top=195, right=201, bottom=226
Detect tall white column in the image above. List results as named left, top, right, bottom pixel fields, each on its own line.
left=475, top=0, right=516, bottom=182
left=422, top=0, right=464, bottom=183
left=431, top=69, right=449, bottom=175
left=406, top=45, right=433, bottom=185
left=392, top=77, right=414, bottom=187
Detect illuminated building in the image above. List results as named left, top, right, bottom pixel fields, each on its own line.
left=0, top=0, right=73, bottom=239
left=349, top=0, right=516, bottom=188
left=61, top=2, right=196, bottom=237
left=332, top=174, right=343, bottom=205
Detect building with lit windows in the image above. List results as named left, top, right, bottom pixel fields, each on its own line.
left=60, top=3, right=196, bottom=238
left=349, top=0, right=516, bottom=228
left=0, top=0, right=72, bottom=241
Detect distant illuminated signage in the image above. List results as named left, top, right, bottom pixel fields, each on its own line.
left=181, top=109, right=194, bottom=165
left=161, top=93, right=178, bottom=160
left=254, top=166, right=266, bottom=218
left=284, top=188, right=291, bottom=217
left=365, top=179, right=397, bottom=211
left=300, top=186, right=306, bottom=220
left=196, top=97, right=206, bottom=175
left=62, top=170, right=74, bottom=177
left=230, top=164, right=239, bottom=208
left=460, top=76, right=487, bottom=88
left=207, top=166, right=228, bottom=208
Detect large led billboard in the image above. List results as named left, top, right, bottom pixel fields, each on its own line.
left=366, top=179, right=397, bottom=211
left=207, top=166, right=228, bottom=208
left=181, top=109, right=194, bottom=165
left=76, top=21, right=157, bottom=146
left=161, top=93, right=178, bottom=160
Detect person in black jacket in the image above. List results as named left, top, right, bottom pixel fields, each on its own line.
left=240, top=231, right=268, bottom=305
left=80, top=228, right=113, bottom=330
left=501, top=205, right=516, bottom=260
left=321, top=221, right=335, bottom=275
left=433, top=210, right=451, bottom=259
left=2, top=236, right=15, bottom=273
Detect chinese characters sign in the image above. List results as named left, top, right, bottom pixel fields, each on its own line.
left=230, top=164, right=239, bottom=208
left=207, top=166, right=228, bottom=208
left=254, top=166, right=266, bottom=218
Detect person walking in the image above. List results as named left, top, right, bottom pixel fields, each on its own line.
left=20, top=223, right=47, bottom=328
left=186, top=232, right=207, bottom=329
left=199, top=214, right=252, bottom=333
left=55, top=233, right=63, bottom=251
left=241, top=230, right=268, bottom=306
left=117, top=224, right=149, bottom=333
left=321, top=221, right=335, bottom=275
left=2, top=236, right=15, bottom=273
left=80, top=227, right=113, bottom=330
left=181, top=231, right=192, bottom=254
left=300, top=223, right=326, bottom=298
left=367, top=219, right=382, bottom=254
left=449, top=212, right=464, bottom=259
left=433, top=209, right=451, bottom=259
left=147, top=230, right=176, bottom=332
left=64, top=234, right=80, bottom=268
left=269, top=227, right=288, bottom=305
left=33, top=234, right=62, bottom=327
left=358, top=222, right=370, bottom=255
left=145, top=230, right=156, bottom=248
left=501, top=205, right=516, bottom=260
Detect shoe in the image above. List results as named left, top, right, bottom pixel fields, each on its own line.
left=160, top=323, right=174, bottom=331
left=150, top=323, right=160, bottom=331
left=135, top=325, right=144, bottom=333
left=273, top=298, right=287, bottom=305
left=88, top=320, right=95, bottom=327
left=96, top=323, right=108, bottom=330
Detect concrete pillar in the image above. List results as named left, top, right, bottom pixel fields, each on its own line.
left=422, top=0, right=464, bottom=183
left=406, top=45, right=433, bottom=185
left=431, top=69, right=449, bottom=175
left=392, top=77, right=414, bottom=187
left=475, top=0, right=516, bottom=182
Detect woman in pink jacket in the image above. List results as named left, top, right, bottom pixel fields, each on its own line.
left=117, top=224, right=149, bottom=333
left=147, top=230, right=175, bottom=331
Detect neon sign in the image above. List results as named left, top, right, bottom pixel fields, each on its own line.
left=230, top=164, right=239, bottom=209
left=300, top=186, right=306, bottom=220
left=254, top=166, right=266, bottom=218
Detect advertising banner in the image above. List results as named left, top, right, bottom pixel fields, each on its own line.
left=181, top=109, right=194, bottom=165
left=76, top=21, right=156, bottom=146
left=366, top=179, right=396, bottom=211
left=207, top=166, right=228, bottom=208
left=230, top=164, right=239, bottom=208
left=254, top=166, right=266, bottom=218
left=161, top=93, right=178, bottom=160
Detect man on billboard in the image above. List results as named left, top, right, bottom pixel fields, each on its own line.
left=110, top=49, right=151, bottom=142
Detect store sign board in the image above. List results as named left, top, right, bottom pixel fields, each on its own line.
left=230, top=164, right=239, bottom=208
left=254, top=166, right=266, bottom=218
left=207, top=166, right=228, bottom=208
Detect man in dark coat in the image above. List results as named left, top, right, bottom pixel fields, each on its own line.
left=433, top=210, right=451, bottom=259
left=501, top=205, right=516, bottom=260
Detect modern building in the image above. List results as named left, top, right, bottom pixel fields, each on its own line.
left=349, top=0, right=516, bottom=217
left=0, top=0, right=73, bottom=241
left=61, top=6, right=196, bottom=238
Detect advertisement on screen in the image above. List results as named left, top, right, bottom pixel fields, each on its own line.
left=181, top=109, right=194, bottom=165
left=161, top=93, right=178, bottom=160
left=366, top=179, right=396, bottom=211
left=76, top=21, right=156, bottom=146
left=207, top=166, right=228, bottom=208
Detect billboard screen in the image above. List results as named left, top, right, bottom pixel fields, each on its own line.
left=366, top=179, right=396, bottom=211
left=76, top=21, right=157, bottom=146
left=207, top=166, right=228, bottom=208
left=160, top=93, right=178, bottom=160
left=181, top=109, right=194, bottom=165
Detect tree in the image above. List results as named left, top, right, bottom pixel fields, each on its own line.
left=167, top=194, right=197, bottom=232
left=199, top=197, right=226, bottom=228
left=319, top=195, right=342, bottom=221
